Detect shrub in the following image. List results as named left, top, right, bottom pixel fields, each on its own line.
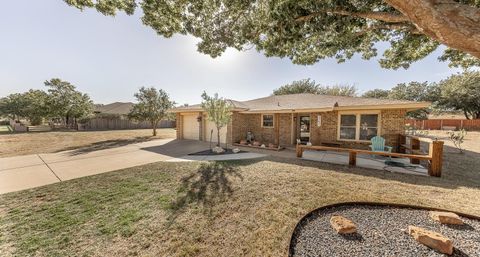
left=448, top=129, right=467, bottom=153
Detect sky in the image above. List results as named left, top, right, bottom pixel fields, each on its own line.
left=0, top=0, right=461, bottom=105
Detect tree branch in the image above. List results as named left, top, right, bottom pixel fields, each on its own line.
left=385, top=0, right=480, bottom=58
left=354, top=23, right=421, bottom=36
left=295, top=10, right=409, bottom=23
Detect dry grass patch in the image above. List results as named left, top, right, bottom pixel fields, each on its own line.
left=1, top=154, right=479, bottom=256
left=0, top=129, right=175, bottom=157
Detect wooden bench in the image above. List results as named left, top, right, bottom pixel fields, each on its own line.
left=296, top=141, right=444, bottom=177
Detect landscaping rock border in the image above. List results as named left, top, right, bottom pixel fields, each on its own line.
left=289, top=202, right=480, bottom=257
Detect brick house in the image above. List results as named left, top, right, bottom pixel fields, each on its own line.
left=170, top=93, right=429, bottom=151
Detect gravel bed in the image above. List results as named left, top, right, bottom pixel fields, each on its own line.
left=290, top=204, right=480, bottom=257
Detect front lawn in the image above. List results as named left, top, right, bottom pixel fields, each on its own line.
left=1, top=155, right=479, bottom=256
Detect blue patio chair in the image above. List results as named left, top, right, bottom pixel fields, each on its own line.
left=369, top=136, right=393, bottom=159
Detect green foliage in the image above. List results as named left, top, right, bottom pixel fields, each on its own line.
left=64, top=0, right=480, bottom=69
left=201, top=92, right=233, bottom=147
left=1, top=79, right=93, bottom=126
left=362, top=81, right=440, bottom=119
left=23, top=90, right=50, bottom=125
left=0, top=93, right=28, bottom=121
left=388, top=81, right=440, bottom=102
left=437, top=71, right=480, bottom=119
left=273, top=79, right=320, bottom=95
left=45, top=78, right=94, bottom=125
left=273, top=79, right=357, bottom=96
left=362, top=89, right=390, bottom=99
left=128, top=87, right=174, bottom=136
left=317, top=84, right=357, bottom=97
left=448, top=129, right=467, bottom=153
left=392, top=81, right=438, bottom=119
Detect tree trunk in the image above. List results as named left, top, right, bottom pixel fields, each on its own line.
left=217, top=127, right=221, bottom=147
left=385, top=0, right=480, bottom=58
left=152, top=121, right=157, bottom=136
left=463, top=110, right=471, bottom=120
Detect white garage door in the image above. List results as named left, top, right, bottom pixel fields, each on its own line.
left=182, top=114, right=199, bottom=140
left=205, top=120, right=227, bottom=144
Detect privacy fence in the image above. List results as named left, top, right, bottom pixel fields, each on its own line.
left=405, top=119, right=480, bottom=131
left=81, top=118, right=176, bottom=130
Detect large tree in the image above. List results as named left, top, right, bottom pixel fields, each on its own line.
left=45, top=78, right=94, bottom=127
left=437, top=71, right=480, bottom=119
left=129, top=87, right=174, bottom=136
left=0, top=93, right=28, bottom=121
left=22, top=90, right=51, bottom=125
left=65, top=0, right=480, bottom=69
left=362, top=89, right=390, bottom=99
left=273, top=79, right=320, bottom=95
left=363, top=81, right=440, bottom=119
left=274, top=79, right=357, bottom=96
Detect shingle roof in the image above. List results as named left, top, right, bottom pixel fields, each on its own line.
left=170, top=93, right=430, bottom=113
left=94, top=102, right=134, bottom=115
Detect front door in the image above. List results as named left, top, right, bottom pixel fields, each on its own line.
left=299, top=115, right=310, bottom=143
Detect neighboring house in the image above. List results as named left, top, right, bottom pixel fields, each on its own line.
left=171, top=93, right=430, bottom=150
left=85, top=102, right=175, bottom=130
left=94, top=102, right=134, bottom=116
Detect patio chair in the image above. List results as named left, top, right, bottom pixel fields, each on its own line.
left=369, top=136, right=393, bottom=159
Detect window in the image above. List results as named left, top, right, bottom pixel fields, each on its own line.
left=338, top=112, right=379, bottom=141
left=339, top=115, right=356, bottom=140
left=360, top=114, right=378, bottom=140
left=262, top=114, right=274, bottom=128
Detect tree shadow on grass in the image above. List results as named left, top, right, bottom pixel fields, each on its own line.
left=167, top=161, right=243, bottom=222
left=61, top=136, right=154, bottom=155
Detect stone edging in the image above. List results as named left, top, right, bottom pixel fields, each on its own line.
left=288, top=201, right=480, bottom=257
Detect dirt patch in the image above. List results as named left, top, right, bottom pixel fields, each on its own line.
left=0, top=129, right=175, bottom=157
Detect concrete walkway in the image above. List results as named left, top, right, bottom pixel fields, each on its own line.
left=1, top=139, right=267, bottom=194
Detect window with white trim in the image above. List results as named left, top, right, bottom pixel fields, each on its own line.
left=338, top=113, right=379, bottom=141
left=339, top=115, right=357, bottom=140
left=262, top=114, right=274, bottom=128
left=359, top=114, right=378, bottom=140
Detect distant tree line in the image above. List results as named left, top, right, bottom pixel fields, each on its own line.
left=274, top=71, right=480, bottom=120
left=0, top=78, right=94, bottom=126
left=362, top=71, right=480, bottom=119
left=273, top=79, right=357, bottom=97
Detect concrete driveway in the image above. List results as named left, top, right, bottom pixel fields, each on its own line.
left=0, top=139, right=210, bottom=194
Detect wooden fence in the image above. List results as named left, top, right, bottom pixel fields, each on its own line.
left=81, top=118, right=175, bottom=130
left=405, top=119, right=480, bottom=131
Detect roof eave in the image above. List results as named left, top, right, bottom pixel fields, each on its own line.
left=334, top=102, right=431, bottom=111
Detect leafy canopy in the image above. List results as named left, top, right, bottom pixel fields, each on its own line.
left=64, top=0, right=480, bottom=69
left=361, top=89, right=389, bottom=99
left=0, top=93, right=28, bottom=121
left=45, top=78, right=94, bottom=122
left=273, top=79, right=357, bottom=96
left=0, top=80, right=92, bottom=125
left=129, top=87, right=174, bottom=136
left=362, top=81, right=440, bottom=119
left=437, top=71, right=480, bottom=119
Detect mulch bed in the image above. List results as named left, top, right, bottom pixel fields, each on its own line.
left=290, top=204, right=479, bottom=257
left=188, top=149, right=248, bottom=156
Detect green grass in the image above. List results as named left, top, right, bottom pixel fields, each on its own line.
left=1, top=156, right=479, bottom=256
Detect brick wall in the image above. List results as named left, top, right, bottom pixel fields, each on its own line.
left=278, top=113, right=292, bottom=145
left=310, top=111, right=338, bottom=145
left=381, top=109, right=406, bottom=149
left=205, top=109, right=406, bottom=149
